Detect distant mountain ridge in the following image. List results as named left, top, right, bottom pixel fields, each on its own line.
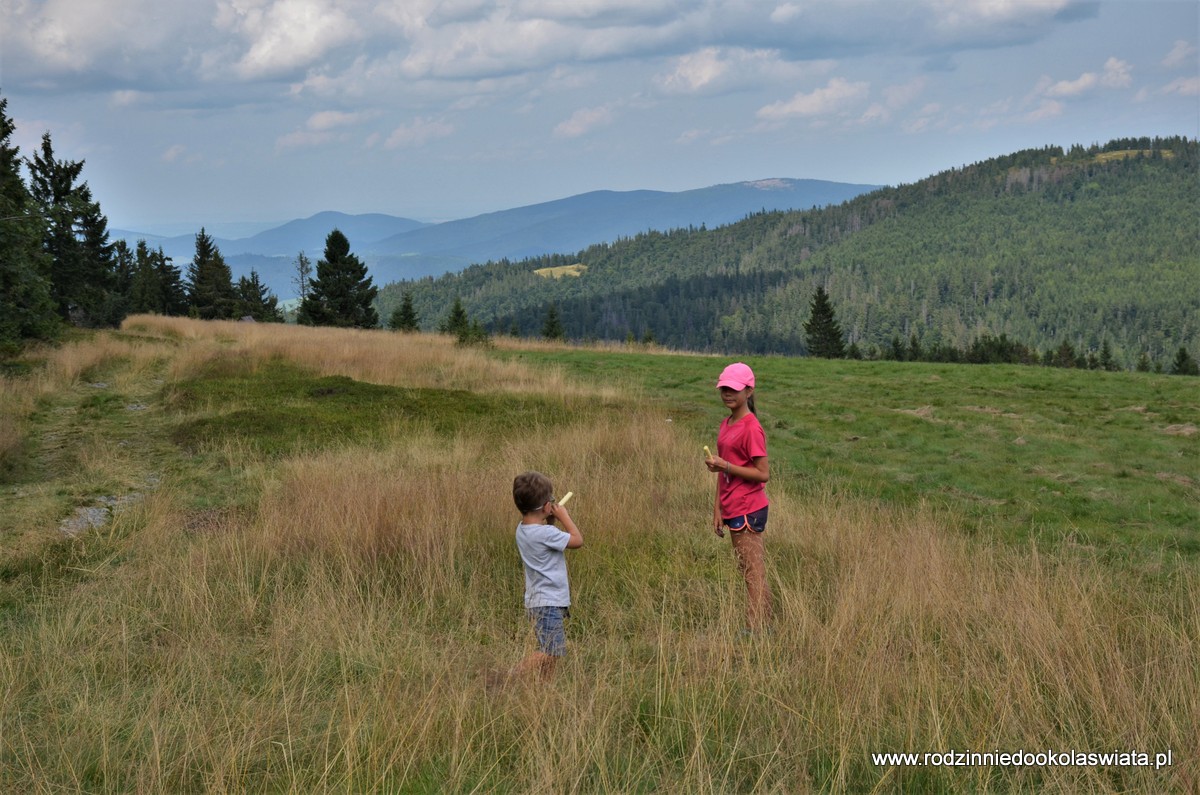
left=383, top=137, right=1199, bottom=365
left=112, top=178, right=881, bottom=297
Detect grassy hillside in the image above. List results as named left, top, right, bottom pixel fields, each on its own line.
left=381, top=137, right=1199, bottom=367
left=1, top=320, right=1196, bottom=792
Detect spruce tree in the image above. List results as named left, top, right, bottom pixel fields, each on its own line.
left=438, top=297, right=470, bottom=335
left=1099, top=339, right=1118, bottom=371
left=389, top=291, right=420, bottom=332
left=236, top=270, right=283, bottom=322
left=803, top=286, right=845, bottom=358
left=129, top=240, right=162, bottom=314
left=542, top=303, right=565, bottom=340
left=1170, top=347, right=1199, bottom=376
left=185, top=228, right=237, bottom=320
left=26, top=132, right=117, bottom=326
left=0, top=95, right=58, bottom=350
left=297, top=229, right=378, bottom=328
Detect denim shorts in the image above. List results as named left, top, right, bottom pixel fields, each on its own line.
left=723, top=505, right=769, bottom=534
left=528, top=606, right=569, bottom=656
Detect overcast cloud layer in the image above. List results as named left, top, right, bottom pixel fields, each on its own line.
left=2, top=0, right=1196, bottom=231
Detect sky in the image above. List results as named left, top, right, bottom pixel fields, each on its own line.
left=2, top=0, right=1197, bottom=234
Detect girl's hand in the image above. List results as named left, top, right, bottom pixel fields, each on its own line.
left=706, top=455, right=729, bottom=473
left=713, top=513, right=724, bottom=538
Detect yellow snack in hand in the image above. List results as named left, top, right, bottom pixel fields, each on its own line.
left=703, top=445, right=712, bottom=458
left=558, top=492, right=573, bottom=506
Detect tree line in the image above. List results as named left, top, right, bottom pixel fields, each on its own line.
left=1, top=91, right=390, bottom=352
left=803, top=286, right=1198, bottom=375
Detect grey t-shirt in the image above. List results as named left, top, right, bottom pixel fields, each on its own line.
left=516, top=522, right=571, bottom=608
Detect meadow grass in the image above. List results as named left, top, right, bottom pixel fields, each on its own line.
left=501, top=347, right=1199, bottom=553
left=1, top=317, right=1196, bottom=793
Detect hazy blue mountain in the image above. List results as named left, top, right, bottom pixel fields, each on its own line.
left=113, top=212, right=427, bottom=264
left=368, top=179, right=880, bottom=280
left=228, top=212, right=428, bottom=256
left=112, top=179, right=881, bottom=297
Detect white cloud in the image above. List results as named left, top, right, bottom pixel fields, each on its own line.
left=1162, top=39, right=1196, bottom=69
left=1043, top=72, right=1098, bottom=97
left=110, top=90, right=145, bottom=108
left=161, top=144, right=188, bottom=163
left=554, top=105, right=615, bottom=138
left=770, top=3, right=803, bottom=24
left=656, top=47, right=836, bottom=96
left=1025, top=98, right=1063, bottom=121
left=1160, top=76, right=1200, bottom=97
left=658, top=48, right=730, bottom=94
left=307, top=110, right=368, bottom=131
left=883, top=77, right=926, bottom=109
left=1100, top=57, right=1131, bottom=88
left=276, top=130, right=336, bottom=150
left=219, top=0, right=362, bottom=79
left=757, top=77, right=869, bottom=119
left=384, top=117, right=455, bottom=148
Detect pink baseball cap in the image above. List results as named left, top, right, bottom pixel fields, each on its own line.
left=716, top=362, right=755, bottom=390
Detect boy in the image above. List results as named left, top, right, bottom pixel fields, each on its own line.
left=511, top=471, right=583, bottom=680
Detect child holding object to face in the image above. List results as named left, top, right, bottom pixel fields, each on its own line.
left=510, top=472, right=582, bottom=681
left=704, top=362, right=773, bottom=632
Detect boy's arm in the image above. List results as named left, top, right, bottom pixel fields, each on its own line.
left=549, top=503, right=583, bottom=548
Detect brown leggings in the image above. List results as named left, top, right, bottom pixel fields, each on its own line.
left=730, top=530, right=772, bottom=628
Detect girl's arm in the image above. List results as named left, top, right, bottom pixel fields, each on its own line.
left=709, top=455, right=769, bottom=484
left=713, top=480, right=724, bottom=537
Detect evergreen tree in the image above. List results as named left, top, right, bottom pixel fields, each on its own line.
left=26, top=132, right=117, bottom=326
left=292, top=251, right=313, bottom=302
left=542, top=303, right=565, bottom=340
left=388, top=290, right=420, bottom=332
left=185, top=228, right=237, bottom=319
left=1135, top=353, right=1152, bottom=373
left=156, top=248, right=188, bottom=316
left=1050, top=341, right=1078, bottom=368
left=1099, top=339, right=1118, bottom=372
left=129, top=240, right=161, bottom=314
left=1169, top=347, right=1199, bottom=376
left=456, top=319, right=491, bottom=347
left=804, top=286, right=845, bottom=358
left=0, top=95, right=57, bottom=350
left=297, top=229, right=378, bottom=327
left=236, top=270, right=283, bottom=322
left=438, top=297, right=470, bottom=335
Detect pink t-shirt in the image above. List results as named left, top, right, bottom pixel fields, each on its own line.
left=717, top=412, right=769, bottom=518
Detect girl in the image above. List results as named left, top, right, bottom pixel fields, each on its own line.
left=705, top=362, right=772, bottom=630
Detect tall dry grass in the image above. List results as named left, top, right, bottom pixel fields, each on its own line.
left=122, top=315, right=625, bottom=402
left=2, top=318, right=1195, bottom=792
left=1, top=332, right=176, bottom=474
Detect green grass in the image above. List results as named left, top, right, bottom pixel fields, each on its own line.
left=500, top=348, right=1199, bottom=553
left=167, top=357, right=579, bottom=457
left=2, top=326, right=1196, bottom=793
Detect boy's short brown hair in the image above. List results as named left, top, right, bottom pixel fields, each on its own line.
left=513, top=471, right=554, bottom=514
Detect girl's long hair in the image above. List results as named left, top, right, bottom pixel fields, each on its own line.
left=748, top=391, right=757, bottom=415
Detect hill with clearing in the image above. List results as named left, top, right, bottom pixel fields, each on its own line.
left=383, top=137, right=1199, bottom=368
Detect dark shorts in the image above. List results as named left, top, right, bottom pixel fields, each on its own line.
left=723, top=505, right=769, bottom=534
left=528, top=606, right=569, bottom=656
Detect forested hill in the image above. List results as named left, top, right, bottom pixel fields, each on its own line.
left=377, top=137, right=1198, bottom=365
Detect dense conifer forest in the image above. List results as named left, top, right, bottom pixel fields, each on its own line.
left=378, top=137, right=1198, bottom=369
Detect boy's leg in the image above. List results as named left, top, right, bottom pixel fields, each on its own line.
left=512, top=652, right=558, bottom=680
left=514, top=606, right=567, bottom=680
left=730, top=531, right=772, bottom=629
